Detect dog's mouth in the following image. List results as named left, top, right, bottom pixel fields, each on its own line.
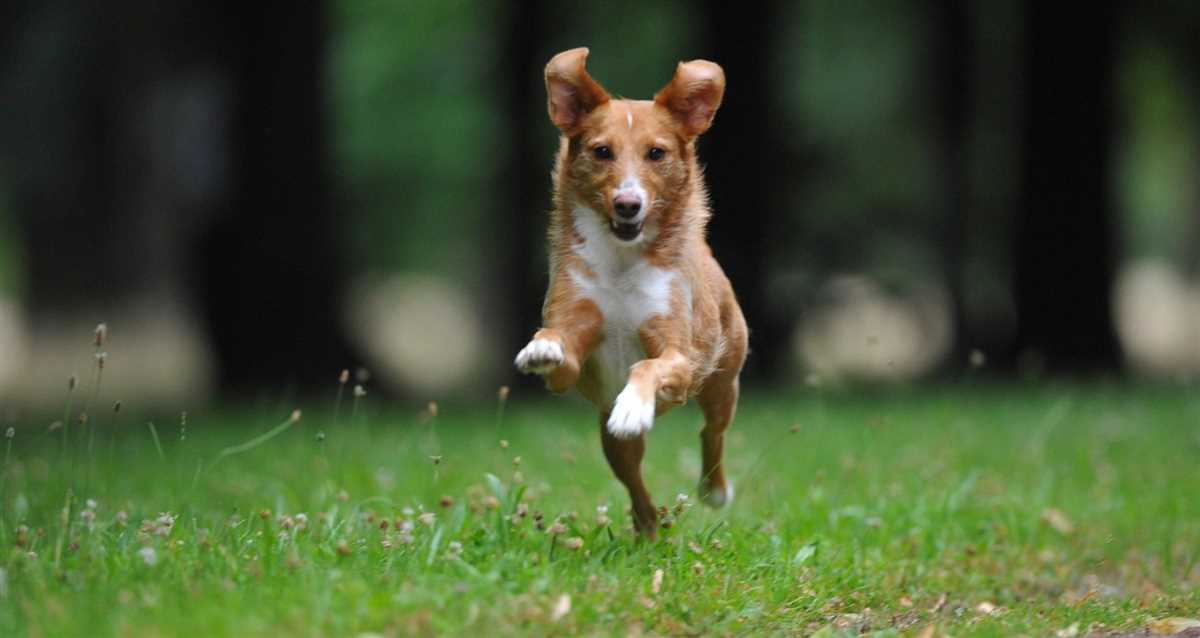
left=609, top=219, right=643, bottom=242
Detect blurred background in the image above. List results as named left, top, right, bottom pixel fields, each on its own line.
left=0, top=0, right=1198, bottom=407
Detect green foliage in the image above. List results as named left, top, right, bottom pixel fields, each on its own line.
left=777, top=0, right=945, bottom=281
left=330, top=0, right=502, bottom=274
left=1118, top=37, right=1200, bottom=266
left=328, top=1, right=705, bottom=279
left=1, top=387, right=1198, bottom=636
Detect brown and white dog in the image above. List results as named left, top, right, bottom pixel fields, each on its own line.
left=514, top=48, right=748, bottom=538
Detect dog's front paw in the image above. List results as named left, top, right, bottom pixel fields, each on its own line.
left=606, top=383, right=654, bottom=439
left=514, top=338, right=565, bottom=375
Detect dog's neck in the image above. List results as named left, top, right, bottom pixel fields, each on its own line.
left=568, top=205, right=654, bottom=275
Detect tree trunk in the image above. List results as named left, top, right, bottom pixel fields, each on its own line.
left=697, top=2, right=786, bottom=382
left=197, top=0, right=356, bottom=395
left=1011, top=1, right=1123, bottom=373
left=496, top=0, right=552, bottom=391
left=933, top=0, right=973, bottom=373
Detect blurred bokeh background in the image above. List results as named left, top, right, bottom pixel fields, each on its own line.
left=1, top=1, right=1198, bottom=407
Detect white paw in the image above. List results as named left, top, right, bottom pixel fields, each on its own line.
left=514, top=338, right=564, bottom=375
left=606, top=384, right=654, bottom=439
left=699, top=480, right=734, bottom=509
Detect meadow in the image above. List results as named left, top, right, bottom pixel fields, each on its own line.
left=2, top=381, right=1198, bottom=636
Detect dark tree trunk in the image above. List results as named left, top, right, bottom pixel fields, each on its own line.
left=197, top=0, right=356, bottom=394
left=1010, top=1, right=1123, bottom=374
left=3, top=1, right=356, bottom=397
left=496, top=0, right=552, bottom=391
left=697, top=2, right=786, bottom=382
left=5, top=2, right=135, bottom=316
left=932, top=0, right=973, bottom=373
left=4, top=1, right=225, bottom=316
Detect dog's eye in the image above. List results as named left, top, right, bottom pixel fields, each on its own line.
left=647, top=147, right=665, bottom=161
left=592, top=146, right=613, bottom=160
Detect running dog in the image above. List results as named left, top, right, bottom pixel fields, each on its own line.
left=515, top=47, right=748, bottom=538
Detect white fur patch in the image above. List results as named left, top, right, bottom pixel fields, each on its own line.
left=612, top=178, right=648, bottom=232
left=514, top=338, right=564, bottom=375
left=570, top=207, right=678, bottom=405
left=699, top=480, right=734, bottom=508
left=607, top=382, right=654, bottom=438
left=626, top=108, right=634, bottom=130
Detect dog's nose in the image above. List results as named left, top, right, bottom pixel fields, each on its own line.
left=614, top=194, right=642, bottom=219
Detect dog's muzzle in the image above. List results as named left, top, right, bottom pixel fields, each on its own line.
left=610, top=219, right=642, bottom=241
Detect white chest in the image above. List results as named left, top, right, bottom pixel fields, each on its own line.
left=569, top=211, right=677, bottom=404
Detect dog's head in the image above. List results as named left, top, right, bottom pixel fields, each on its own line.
left=546, top=47, right=724, bottom=244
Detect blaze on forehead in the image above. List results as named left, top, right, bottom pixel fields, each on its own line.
left=575, top=101, right=682, bottom=144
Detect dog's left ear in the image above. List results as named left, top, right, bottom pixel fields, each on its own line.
left=654, top=60, right=725, bottom=139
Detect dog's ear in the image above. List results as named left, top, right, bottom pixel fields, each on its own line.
left=654, top=60, right=725, bottom=139
left=545, top=47, right=610, bottom=134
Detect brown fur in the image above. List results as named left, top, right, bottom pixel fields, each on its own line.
left=516, top=48, right=748, bottom=538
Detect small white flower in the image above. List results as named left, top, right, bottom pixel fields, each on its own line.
left=86, top=499, right=98, bottom=510
left=139, top=547, right=158, bottom=566
left=154, top=513, right=176, bottom=537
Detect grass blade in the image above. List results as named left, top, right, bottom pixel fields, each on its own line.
left=214, top=410, right=302, bottom=460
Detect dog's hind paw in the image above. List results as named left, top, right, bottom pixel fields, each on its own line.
left=514, top=338, right=564, bottom=375
left=606, top=383, right=654, bottom=439
left=699, top=480, right=733, bottom=508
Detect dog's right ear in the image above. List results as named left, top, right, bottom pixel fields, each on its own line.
left=545, top=47, right=610, bottom=134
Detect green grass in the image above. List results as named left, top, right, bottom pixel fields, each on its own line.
left=2, top=385, right=1198, bottom=636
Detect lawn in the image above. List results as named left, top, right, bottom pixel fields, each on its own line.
left=1, top=384, right=1198, bottom=636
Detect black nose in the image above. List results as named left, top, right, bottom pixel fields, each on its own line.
left=614, top=196, right=641, bottom=219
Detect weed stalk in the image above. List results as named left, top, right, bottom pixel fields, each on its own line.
left=0, top=427, right=13, bottom=508
left=147, top=422, right=165, bottom=462
left=62, top=375, right=77, bottom=459
left=53, top=490, right=73, bottom=571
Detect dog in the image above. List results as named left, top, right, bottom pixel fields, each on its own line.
left=514, top=48, right=748, bottom=538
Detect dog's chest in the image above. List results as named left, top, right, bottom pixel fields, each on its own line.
left=568, top=219, right=676, bottom=405
left=571, top=263, right=674, bottom=404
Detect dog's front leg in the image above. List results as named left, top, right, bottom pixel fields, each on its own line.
left=514, top=297, right=602, bottom=394
left=606, top=317, right=692, bottom=439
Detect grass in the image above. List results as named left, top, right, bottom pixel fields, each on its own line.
left=1, top=384, right=1198, bottom=636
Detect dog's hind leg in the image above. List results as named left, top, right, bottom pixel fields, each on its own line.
left=697, top=375, right=738, bottom=508
left=599, top=413, right=658, bottom=538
